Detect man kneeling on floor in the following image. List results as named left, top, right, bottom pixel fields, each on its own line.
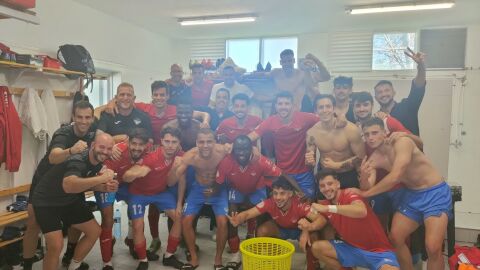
left=31, top=133, right=117, bottom=270
left=300, top=171, right=399, bottom=270
left=228, top=177, right=320, bottom=270
left=122, top=127, right=185, bottom=270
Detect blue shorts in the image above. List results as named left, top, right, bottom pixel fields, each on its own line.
left=94, top=183, right=129, bottom=210
left=397, top=181, right=452, bottom=224
left=279, top=228, right=301, bottom=240
left=288, top=171, right=315, bottom=199
left=228, top=187, right=266, bottom=205
left=370, top=188, right=405, bottom=215
left=331, top=240, right=400, bottom=270
left=128, top=192, right=176, bottom=220
left=183, top=178, right=228, bottom=217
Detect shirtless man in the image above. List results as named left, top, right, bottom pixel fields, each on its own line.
left=270, top=49, right=330, bottom=111
left=175, top=129, right=230, bottom=270
left=164, top=98, right=202, bottom=151
left=306, top=94, right=365, bottom=189
left=357, top=117, right=452, bottom=270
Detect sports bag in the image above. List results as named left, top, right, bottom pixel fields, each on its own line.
left=57, top=44, right=95, bottom=89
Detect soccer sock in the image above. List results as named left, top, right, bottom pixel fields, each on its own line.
left=148, top=205, right=160, bottom=239
left=99, top=228, right=113, bottom=263
left=228, top=235, right=240, bottom=253
left=134, top=240, right=148, bottom=262
left=166, top=235, right=181, bottom=254
left=247, top=219, right=256, bottom=236
left=67, top=260, right=81, bottom=270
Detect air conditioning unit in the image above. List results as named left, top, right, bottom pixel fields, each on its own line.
left=420, top=28, right=466, bottom=69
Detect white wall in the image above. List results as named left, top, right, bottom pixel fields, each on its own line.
left=0, top=0, right=175, bottom=102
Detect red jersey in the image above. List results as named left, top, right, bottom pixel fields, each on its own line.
left=135, top=102, right=176, bottom=144
left=256, top=196, right=311, bottom=229
left=104, top=142, right=136, bottom=183
left=254, top=112, right=319, bottom=173
left=191, top=80, right=214, bottom=107
left=216, top=115, right=262, bottom=144
left=0, top=87, right=22, bottom=172
left=128, top=148, right=183, bottom=195
left=216, top=154, right=282, bottom=194
left=319, top=189, right=393, bottom=252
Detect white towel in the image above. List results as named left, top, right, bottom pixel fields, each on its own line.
left=40, top=89, right=61, bottom=144
left=18, top=88, right=48, bottom=141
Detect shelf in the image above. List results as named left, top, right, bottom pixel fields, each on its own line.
left=0, top=236, right=23, bottom=248
left=0, top=60, right=107, bottom=80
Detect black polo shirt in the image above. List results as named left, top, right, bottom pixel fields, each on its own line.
left=97, top=108, right=153, bottom=138
left=31, top=125, right=96, bottom=190
left=390, top=81, right=425, bottom=136
left=32, top=150, right=103, bottom=207
left=195, top=106, right=234, bottom=131
left=167, top=82, right=192, bottom=106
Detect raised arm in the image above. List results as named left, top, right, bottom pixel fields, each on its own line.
left=304, top=53, right=331, bottom=83
left=404, top=47, right=426, bottom=88
left=122, top=165, right=151, bottom=183
left=362, top=138, right=414, bottom=197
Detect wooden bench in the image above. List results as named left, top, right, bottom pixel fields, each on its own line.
left=0, top=184, right=30, bottom=248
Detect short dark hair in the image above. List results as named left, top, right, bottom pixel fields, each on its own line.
left=316, top=170, right=339, bottom=182
left=271, top=176, right=294, bottom=191
left=197, top=128, right=216, bottom=140
left=280, top=49, right=294, bottom=58
left=374, top=80, right=393, bottom=90
left=191, top=63, right=204, bottom=71
left=151, top=80, right=168, bottom=95
left=73, top=100, right=94, bottom=116
left=275, top=91, right=294, bottom=103
left=128, top=128, right=150, bottom=144
left=333, top=76, right=353, bottom=87
left=351, top=91, right=373, bottom=105
left=313, top=94, right=336, bottom=108
left=223, top=65, right=235, bottom=73
left=160, top=127, right=181, bottom=140
left=362, top=117, right=385, bottom=130
left=231, top=93, right=250, bottom=105
left=176, top=96, right=193, bottom=107
left=233, top=135, right=252, bottom=149
left=216, top=88, right=231, bottom=100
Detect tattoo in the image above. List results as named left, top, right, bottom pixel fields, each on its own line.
left=307, top=135, right=316, bottom=151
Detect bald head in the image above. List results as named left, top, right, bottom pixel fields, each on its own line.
left=232, top=135, right=253, bottom=166
left=90, top=133, right=114, bottom=164
left=170, top=64, right=184, bottom=83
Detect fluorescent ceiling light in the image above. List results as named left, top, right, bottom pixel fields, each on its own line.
left=346, top=1, right=455, bottom=15
left=178, top=14, right=257, bottom=26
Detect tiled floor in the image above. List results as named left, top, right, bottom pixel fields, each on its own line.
left=31, top=202, right=457, bottom=269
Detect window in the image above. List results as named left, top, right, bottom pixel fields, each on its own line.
left=372, top=32, right=416, bottom=70
left=226, top=37, right=298, bottom=72
left=87, top=72, right=117, bottom=108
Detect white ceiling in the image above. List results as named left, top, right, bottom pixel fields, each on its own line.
left=72, top=0, right=480, bottom=39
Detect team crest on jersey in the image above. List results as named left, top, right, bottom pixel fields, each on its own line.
left=250, top=172, right=257, bottom=176
left=114, top=120, right=122, bottom=125
left=133, top=118, right=142, bottom=125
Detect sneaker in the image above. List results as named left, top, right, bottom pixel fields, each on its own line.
left=162, top=254, right=184, bottom=269
left=148, top=238, right=161, bottom=253
left=146, top=250, right=159, bottom=261
left=75, top=262, right=90, bottom=270
left=136, top=261, right=148, bottom=270
left=102, top=265, right=114, bottom=270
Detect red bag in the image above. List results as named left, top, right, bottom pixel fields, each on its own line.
left=449, top=245, right=480, bottom=270
left=0, top=0, right=36, bottom=9
left=40, top=56, right=62, bottom=69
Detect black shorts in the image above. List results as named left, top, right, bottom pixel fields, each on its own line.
left=34, top=200, right=94, bottom=234
left=337, top=169, right=359, bottom=189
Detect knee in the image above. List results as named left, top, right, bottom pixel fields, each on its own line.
left=311, top=241, right=329, bottom=257
left=425, top=239, right=442, bottom=258
left=182, top=216, right=194, bottom=228
left=90, top=224, right=102, bottom=239
left=46, top=238, right=64, bottom=254
left=388, top=231, right=405, bottom=247
left=216, top=217, right=228, bottom=228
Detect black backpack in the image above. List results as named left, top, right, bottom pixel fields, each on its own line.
left=57, top=44, right=95, bottom=89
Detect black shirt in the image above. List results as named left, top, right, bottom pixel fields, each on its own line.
left=32, top=150, right=103, bottom=207
left=31, top=125, right=96, bottom=188
left=167, top=82, right=192, bottom=106
left=390, top=81, right=425, bottom=136
left=97, top=109, right=153, bottom=138
left=195, top=106, right=234, bottom=131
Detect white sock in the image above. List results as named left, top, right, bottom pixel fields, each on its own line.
left=164, top=252, right=173, bottom=258
left=139, top=258, right=148, bottom=262
left=127, top=220, right=133, bottom=239
left=231, top=252, right=241, bottom=263
left=104, top=261, right=112, bottom=266
left=68, top=260, right=81, bottom=270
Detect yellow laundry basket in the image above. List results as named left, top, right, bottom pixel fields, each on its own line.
left=240, top=237, right=295, bottom=270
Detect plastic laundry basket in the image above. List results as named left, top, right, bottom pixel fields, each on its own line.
left=240, top=237, right=295, bottom=270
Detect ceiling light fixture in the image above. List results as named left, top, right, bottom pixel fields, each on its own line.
left=178, top=14, right=257, bottom=26
left=346, top=1, right=455, bottom=15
